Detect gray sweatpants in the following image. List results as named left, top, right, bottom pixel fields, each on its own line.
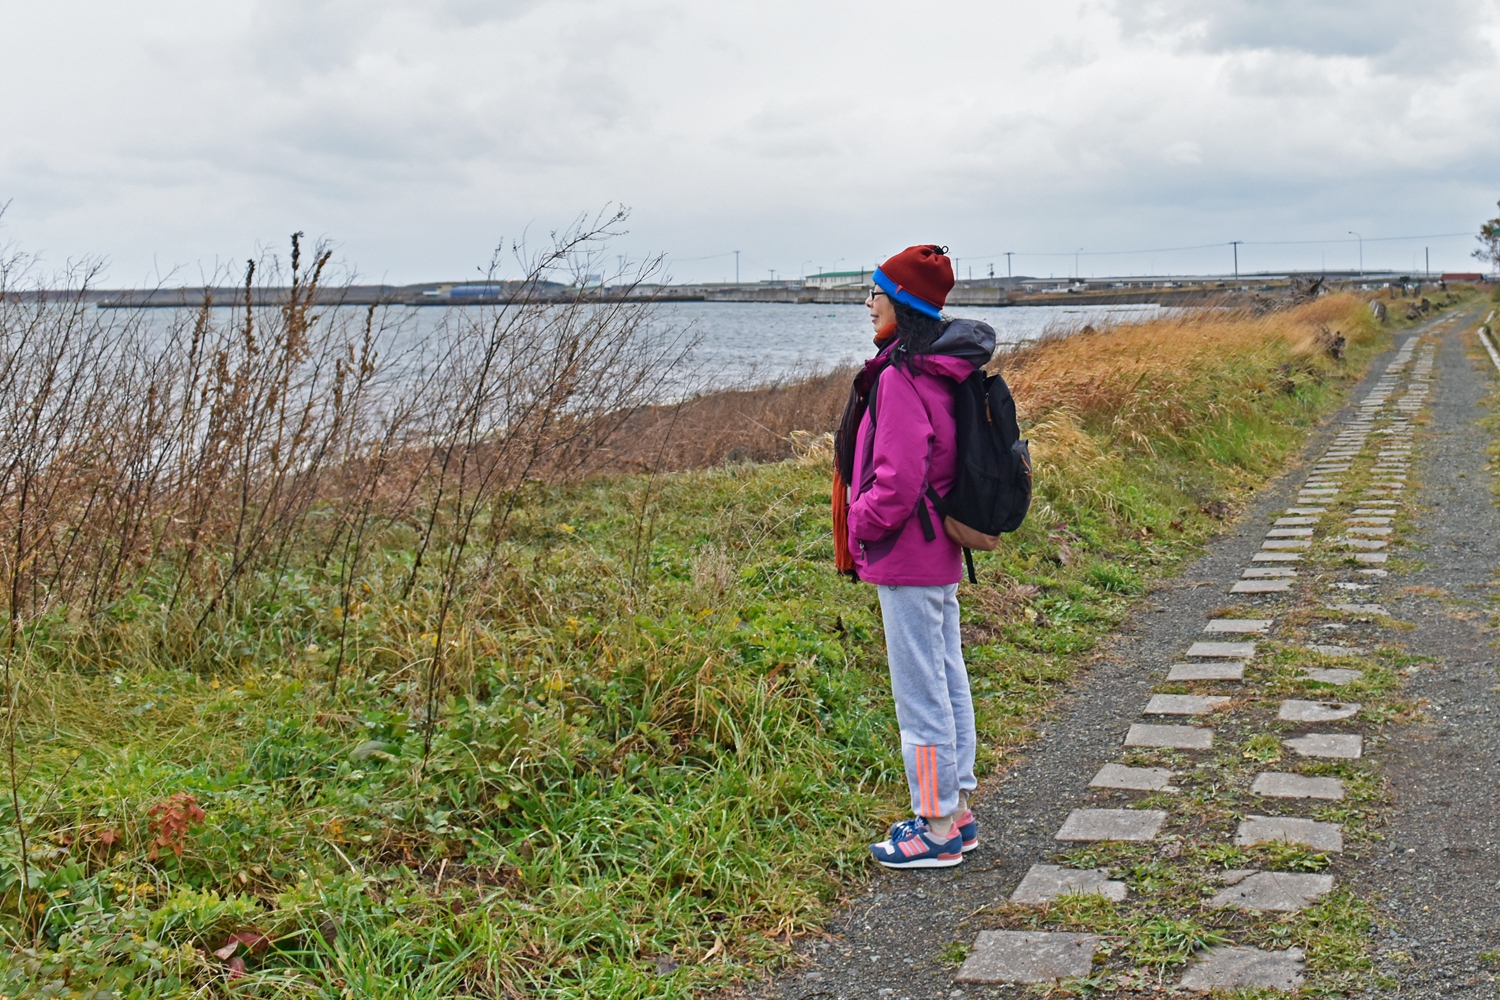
left=877, top=583, right=977, bottom=819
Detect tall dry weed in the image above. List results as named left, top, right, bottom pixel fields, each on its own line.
left=0, top=213, right=693, bottom=732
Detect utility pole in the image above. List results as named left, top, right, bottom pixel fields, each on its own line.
left=988, top=263, right=994, bottom=280
left=1349, top=231, right=1363, bottom=278
left=1230, top=240, right=1242, bottom=279
left=1425, top=246, right=1430, bottom=280
left=734, top=250, right=740, bottom=284
left=1005, top=252, right=1013, bottom=279
left=1075, top=248, right=1083, bottom=280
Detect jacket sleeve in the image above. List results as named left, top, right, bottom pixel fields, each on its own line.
left=848, top=366, right=934, bottom=542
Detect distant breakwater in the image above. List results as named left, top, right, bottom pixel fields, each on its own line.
left=30, top=282, right=1229, bottom=310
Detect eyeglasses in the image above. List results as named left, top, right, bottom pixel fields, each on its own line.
left=867, top=287, right=889, bottom=300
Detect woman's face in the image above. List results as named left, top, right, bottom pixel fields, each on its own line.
left=866, top=286, right=896, bottom=331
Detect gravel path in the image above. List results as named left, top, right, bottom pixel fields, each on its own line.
left=1362, top=312, right=1500, bottom=998
left=755, top=304, right=1498, bottom=999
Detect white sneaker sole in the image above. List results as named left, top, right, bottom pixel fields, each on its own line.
left=875, top=854, right=963, bottom=869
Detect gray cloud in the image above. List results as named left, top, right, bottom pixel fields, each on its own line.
left=1115, top=0, right=1495, bottom=75
left=2, top=0, right=1498, bottom=284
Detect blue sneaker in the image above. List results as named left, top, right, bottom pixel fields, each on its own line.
left=870, top=817, right=964, bottom=869
left=887, top=808, right=979, bottom=853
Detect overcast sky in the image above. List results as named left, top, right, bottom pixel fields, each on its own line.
left=3, top=0, right=1499, bottom=285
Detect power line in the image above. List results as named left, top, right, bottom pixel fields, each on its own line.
left=666, top=250, right=740, bottom=262
left=954, top=231, right=1474, bottom=261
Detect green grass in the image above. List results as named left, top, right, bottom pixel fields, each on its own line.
left=0, top=294, right=1467, bottom=998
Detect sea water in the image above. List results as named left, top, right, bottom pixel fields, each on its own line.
left=111, top=299, right=1176, bottom=394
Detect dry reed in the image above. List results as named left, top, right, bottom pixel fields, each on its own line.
left=0, top=213, right=693, bottom=722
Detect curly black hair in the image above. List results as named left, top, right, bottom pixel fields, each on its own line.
left=891, top=298, right=948, bottom=364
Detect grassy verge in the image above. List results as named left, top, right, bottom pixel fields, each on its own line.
left=0, top=292, right=1468, bottom=998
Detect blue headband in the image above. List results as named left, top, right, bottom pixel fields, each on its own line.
left=873, top=268, right=943, bottom=318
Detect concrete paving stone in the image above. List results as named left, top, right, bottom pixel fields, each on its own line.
left=1261, top=539, right=1310, bottom=550
left=1235, top=815, right=1343, bottom=852
left=1284, top=507, right=1326, bottom=516
left=1204, top=619, right=1272, bottom=633
left=1267, top=527, right=1313, bottom=538
left=1370, top=482, right=1406, bottom=489
left=1279, top=699, right=1360, bottom=722
left=1089, top=763, right=1178, bottom=791
left=1274, top=516, right=1320, bottom=526
left=1242, top=568, right=1298, bottom=577
left=1178, top=946, right=1307, bottom=992
left=1354, top=553, right=1389, bottom=564
left=1340, top=539, right=1388, bottom=550
left=1251, top=772, right=1345, bottom=800
left=1354, top=568, right=1387, bottom=577
left=1187, top=641, right=1256, bottom=658
left=956, top=931, right=1098, bottom=984
left=1285, top=733, right=1362, bottom=758
left=1300, top=667, right=1365, bottom=685
left=1252, top=552, right=1303, bottom=562
left=1054, top=808, right=1167, bottom=842
left=1145, top=694, right=1232, bottom=715
left=1303, top=480, right=1340, bottom=487
left=1346, top=526, right=1392, bottom=536
left=1231, top=580, right=1292, bottom=594
left=1208, top=872, right=1336, bottom=912
left=1352, top=508, right=1396, bottom=515
left=1345, top=517, right=1392, bottom=525
left=1328, top=602, right=1388, bottom=614
left=1010, top=864, right=1128, bottom=904
left=1307, top=644, right=1366, bottom=656
left=1167, top=661, right=1245, bottom=680
left=1297, top=489, right=1339, bottom=496
left=1126, top=723, right=1214, bottom=749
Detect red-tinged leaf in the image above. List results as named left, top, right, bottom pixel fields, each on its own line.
left=214, top=941, right=239, bottom=960
left=230, top=929, right=271, bottom=953
left=98, top=829, right=119, bottom=847
left=227, top=956, right=247, bottom=979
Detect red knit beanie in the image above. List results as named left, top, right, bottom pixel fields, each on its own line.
left=873, top=245, right=954, bottom=318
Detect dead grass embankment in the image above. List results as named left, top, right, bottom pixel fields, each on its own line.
left=601, top=293, right=1380, bottom=473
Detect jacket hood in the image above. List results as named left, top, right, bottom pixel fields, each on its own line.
left=928, top=318, right=996, bottom=366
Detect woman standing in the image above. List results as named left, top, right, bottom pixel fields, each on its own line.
left=833, top=245, right=995, bottom=868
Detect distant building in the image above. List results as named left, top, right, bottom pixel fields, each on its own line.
left=803, top=269, right=870, bottom=289
left=1440, top=272, right=1485, bottom=282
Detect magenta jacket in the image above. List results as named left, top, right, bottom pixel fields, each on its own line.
left=848, top=320, right=995, bottom=586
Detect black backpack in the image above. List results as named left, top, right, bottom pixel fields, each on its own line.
left=910, top=370, right=1032, bottom=582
